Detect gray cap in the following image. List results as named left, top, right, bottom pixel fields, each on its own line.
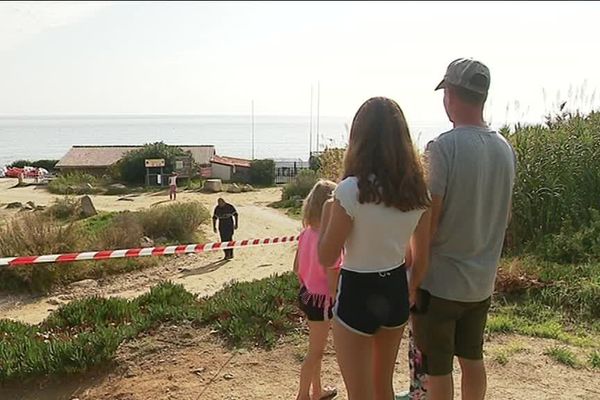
left=435, top=58, right=490, bottom=94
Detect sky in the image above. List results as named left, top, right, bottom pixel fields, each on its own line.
left=1, top=1, right=599, bottom=126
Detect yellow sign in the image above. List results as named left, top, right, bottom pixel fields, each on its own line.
left=145, top=159, right=165, bottom=168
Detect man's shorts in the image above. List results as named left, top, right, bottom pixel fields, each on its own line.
left=411, top=289, right=491, bottom=376
left=333, top=265, right=409, bottom=336
left=298, top=286, right=333, bottom=322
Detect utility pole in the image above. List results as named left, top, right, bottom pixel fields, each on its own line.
left=251, top=100, right=255, bottom=159
left=309, top=85, right=313, bottom=157
left=316, top=81, right=320, bottom=152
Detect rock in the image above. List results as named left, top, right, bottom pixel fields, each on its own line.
left=140, top=236, right=154, bottom=248
left=223, top=373, right=234, bottom=380
left=26, top=201, right=36, bottom=208
left=6, top=202, right=22, bottom=209
left=85, top=183, right=94, bottom=190
left=192, top=367, right=205, bottom=376
left=69, top=279, right=99, bottom=290
left=22, top=203, right=34, bottom=211
left=203, top=179, right=222, bottom=193
left=227, top=183, right=242, bottom=193
left=79, top=195, right=97, bottom=217
left=241, top=184, right=254, bottom=192
left=107, top=183, right=129, bottom=195
left=47, top=298, right=61, bottom=306
left=35, top=205, right=46, bottom=211
left=117, top=197, right=134, bottom=202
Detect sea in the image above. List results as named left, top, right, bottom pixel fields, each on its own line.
left=0, top=115, right=447, bottom=167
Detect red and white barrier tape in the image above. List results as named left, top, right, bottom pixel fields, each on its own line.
left=0, top=235, right=300, bottom=267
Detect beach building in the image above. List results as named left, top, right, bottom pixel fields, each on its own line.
left=210, top=155, right=252, bottom=182
left=55, top=145, right=216, bottom=176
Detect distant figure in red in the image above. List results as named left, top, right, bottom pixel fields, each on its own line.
left=169, top=172, right=178, bottom=201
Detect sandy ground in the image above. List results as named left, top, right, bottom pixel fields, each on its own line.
left=1, top=324, right=599, bottom=400
left=0, top=178, right=300, bottom=324
left=1, top=178, right=599, bottom=399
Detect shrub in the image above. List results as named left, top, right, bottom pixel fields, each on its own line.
left=317, top=147, right=345, bottom=181
left=0, top=282, right=201, bottom=381
left=505, top=111, right=600, bottom=257
left=9, top=160, right=58, bottom=170
left=199, top=272, right=300, bottom=348
left=249, top=159, right=275, bottom=186
left=137, top=201, right=210, bottom=243
left=117, top=142, right=189, bottom=184
left=95, top=212, right=144, bottom=250
left=46, top=196, right=81, bottom=220
left=48, top=173, right=101, bottom=195
left=282, top=169, right=319, bottom=200
left=0, top=213, right=85, bottom=258
left=534, top=209, right=600, bottom=263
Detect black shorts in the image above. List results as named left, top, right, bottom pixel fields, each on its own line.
left=298, top=286, right=333, bottom=322
left=333, top=265, right=409, bottom=336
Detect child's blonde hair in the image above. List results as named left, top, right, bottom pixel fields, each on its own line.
left=302, top=179, right=337, bottom=228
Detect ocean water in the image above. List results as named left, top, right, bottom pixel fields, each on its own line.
left=0, top=115, right=446, bottom=167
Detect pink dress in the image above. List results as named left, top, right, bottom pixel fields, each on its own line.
left=297, top=227, right=342, bottom=309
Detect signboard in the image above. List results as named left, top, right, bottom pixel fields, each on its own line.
left=145, top=159, right=165, bottom=168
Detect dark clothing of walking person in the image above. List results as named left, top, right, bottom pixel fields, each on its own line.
left=212, top=198, right=238, bottom=259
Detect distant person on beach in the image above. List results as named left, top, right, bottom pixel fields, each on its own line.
left=169, top=172, right=178, bottom=200
left=411, top=58, right=516, bottom=400
left=212, top=198, right=238, bottom=260
left=318, top=97, right=431, bottom=400
left=294, top=179, right=342, bottom=400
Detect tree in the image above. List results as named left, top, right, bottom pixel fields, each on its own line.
left=249, top=159, right=275, bottom=186
left=117, top=142, right=189, bottom=184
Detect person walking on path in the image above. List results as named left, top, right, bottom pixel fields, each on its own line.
left=294, top=180, right=342, bottom=400
left=168, top=172, right=178, bottom=201
left=318, top=97, right=431, bottom=400
left=412, top=58, right=516, bottom=400
left=212, top=198, right=238, bottom=260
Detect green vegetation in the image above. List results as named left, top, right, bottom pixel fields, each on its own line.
left=0, top=282, right=201, bottom=381
left=504, top=111, right=600, bottom=262
left=491, top=341, right=527, bottom=366
left=137, top=201, right=210, bottom=243
left=249, top=159, right=275, bottom=186
left=282, top=169, right=318, bottom=201
left=0, top=274, right=301, bottom=382
left=200, top=272, right=299, bottom=348
left=9, top=159, right=59, bottom=171
left=0, top=201, right=210, bottom=293
left=48, top=173, right=103, bottom=195
left=544, top=346, right=580, bottom=368
left=117, top=142, right=190, bottom=184
left=589, top=350, right=600, bottom=369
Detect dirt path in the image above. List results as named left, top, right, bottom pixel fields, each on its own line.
left=1, top=324, right=598, bottom=400
left=0, top=180, right=300, bottom=324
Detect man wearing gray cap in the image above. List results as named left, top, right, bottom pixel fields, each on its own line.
left=411, top=59, right=516, bottom=400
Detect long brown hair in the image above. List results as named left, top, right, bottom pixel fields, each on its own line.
left=343, top=97, right=430, bottom=211
left=302, top=179, right=337, bottom=228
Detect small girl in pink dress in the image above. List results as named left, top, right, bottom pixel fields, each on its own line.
left=294, top=179, right=343, bottom=400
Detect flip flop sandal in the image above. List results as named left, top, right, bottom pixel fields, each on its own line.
left=319, top=388, right=338, bottom=400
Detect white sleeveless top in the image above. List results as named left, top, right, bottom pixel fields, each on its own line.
left=334, top=176, right=425, bottom=273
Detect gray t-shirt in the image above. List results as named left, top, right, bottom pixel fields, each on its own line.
left=421, top=125, right=516, bottom=302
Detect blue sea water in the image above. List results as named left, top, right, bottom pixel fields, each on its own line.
left=0, top=115, right=446, bottom=166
